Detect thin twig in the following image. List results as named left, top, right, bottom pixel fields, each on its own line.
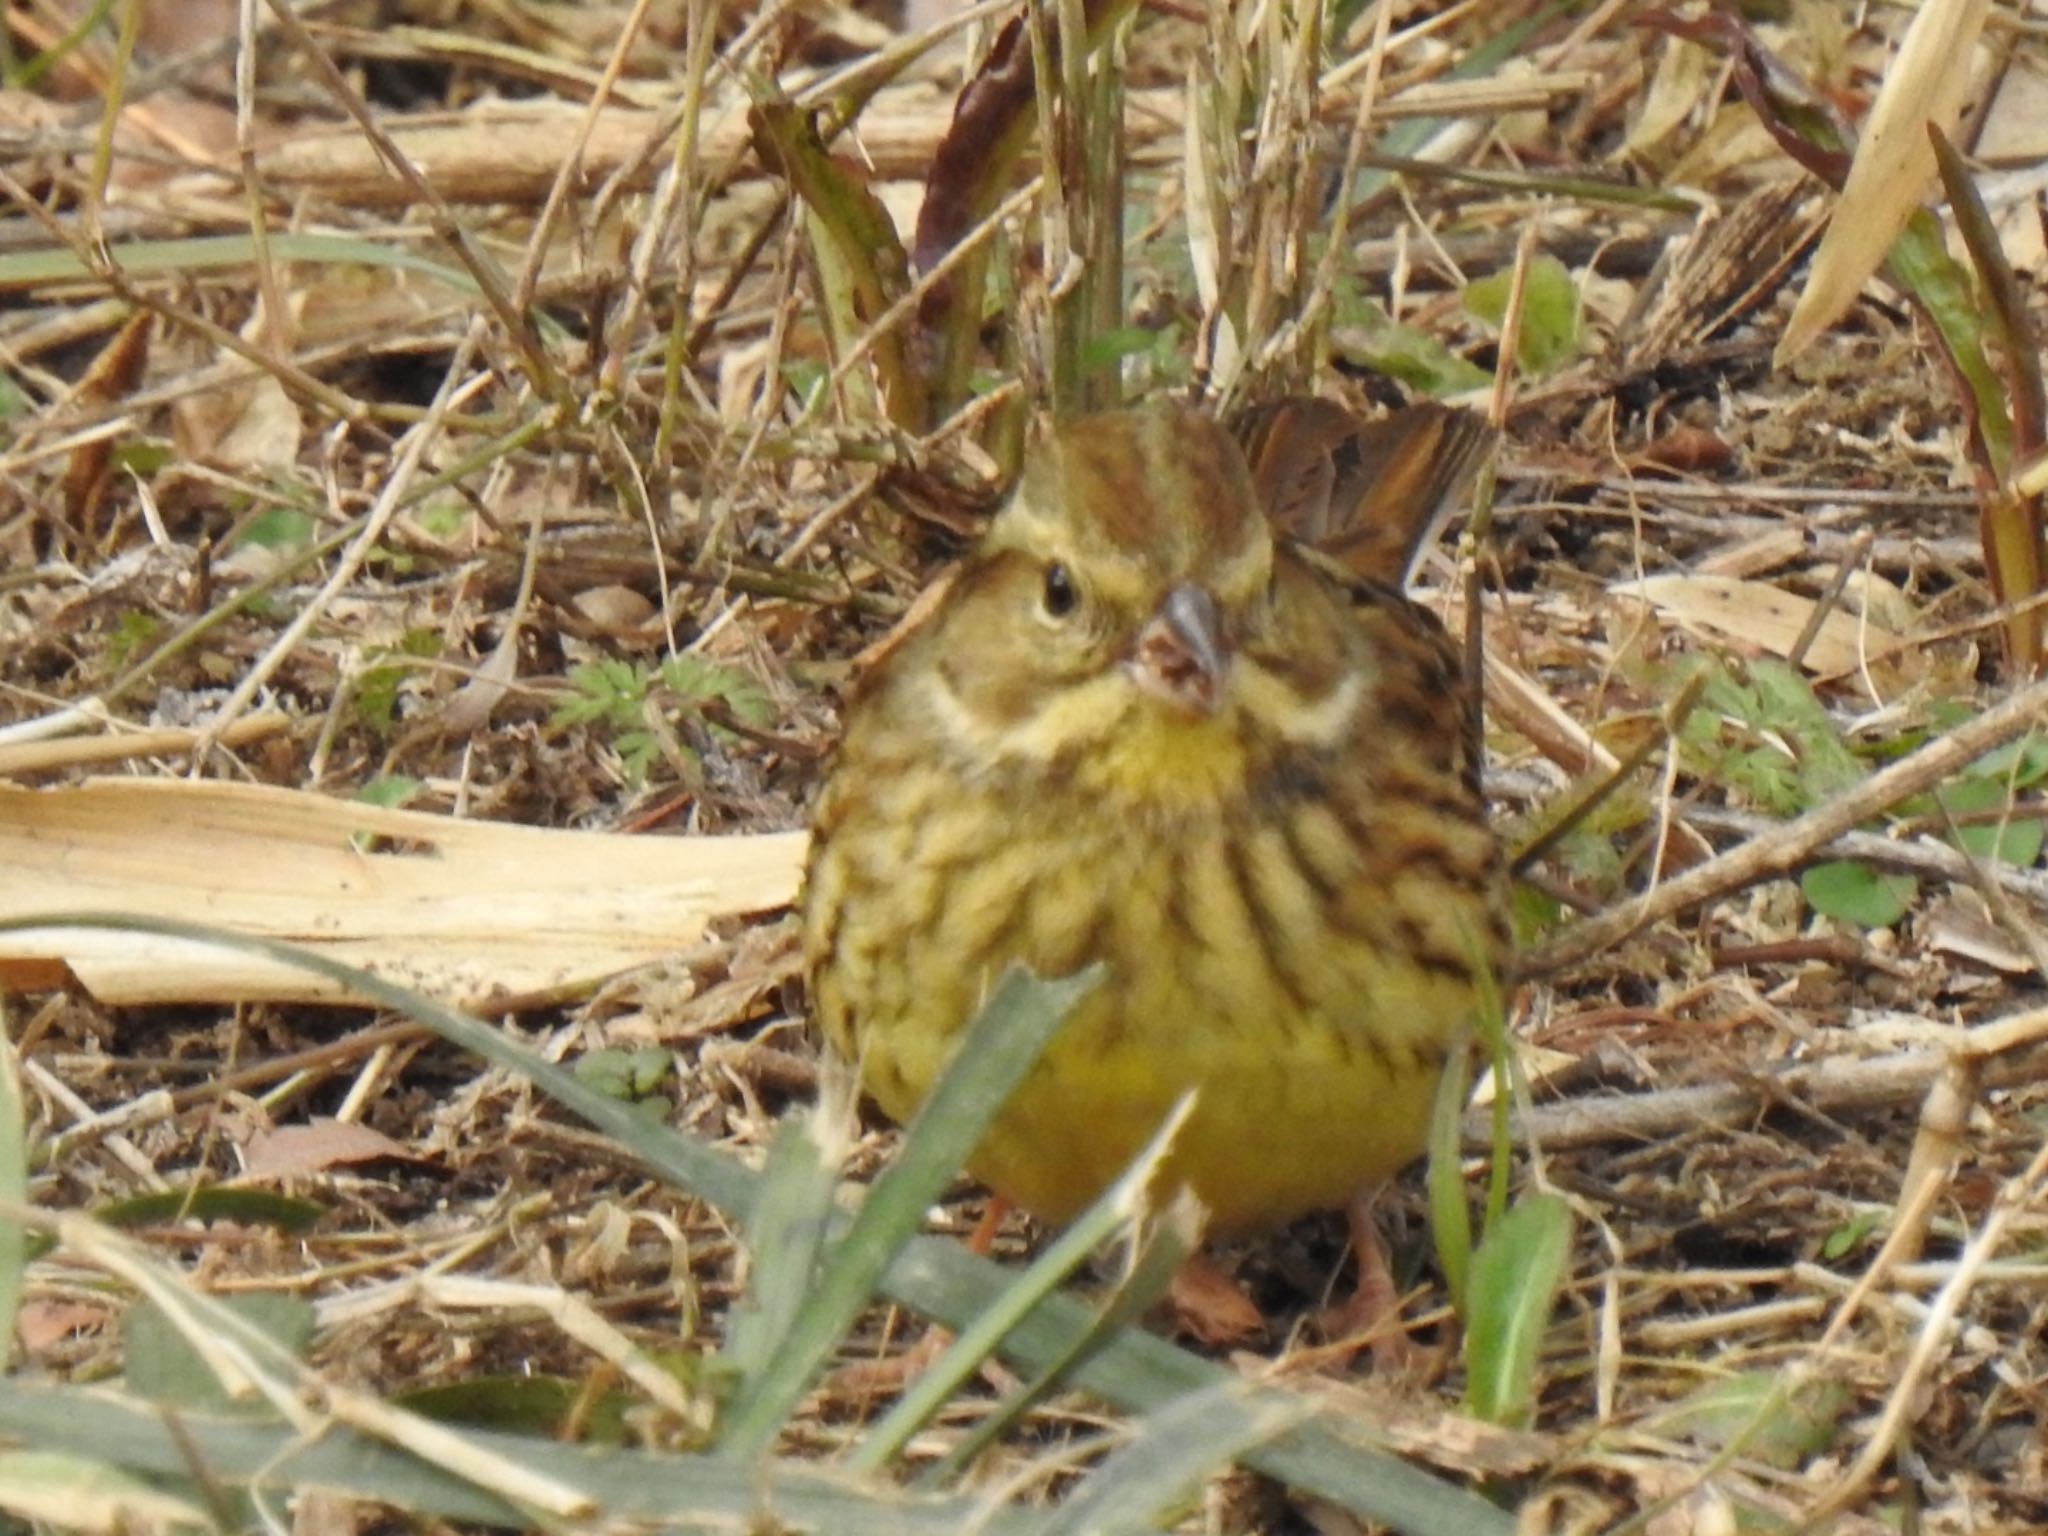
left=1477, top=1030, right=2048, bottom=1152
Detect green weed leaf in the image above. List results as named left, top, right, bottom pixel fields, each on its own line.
left=1464, top=255, right=1580, bottom=375
left=1801, top=860, right=1917, bottom=928
left=1462, top=1192, right=1571, bottom=1427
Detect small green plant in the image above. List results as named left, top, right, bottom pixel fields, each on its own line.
left=1675, top=656, right=2047, bottom=928
left=1677, top=658, right=1865, bottom=819
left=554, top=655, right=774, bottom=784
left=1331, top=282, right=1490, bottom=396
left=1429, top=953, right=1573, bottom=1431
left=101, top=611, right=163, bottom=673
left=575, top=1046, right=678, bottom=1125
left=1464, top=254, right=1582, bottom=377
left=235, top=506, right=319, bottom=554
left=354, top=631, right=443, bottom=734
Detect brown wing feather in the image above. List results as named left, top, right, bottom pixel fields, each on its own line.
left=1237, top=398, right=1494, bottom=588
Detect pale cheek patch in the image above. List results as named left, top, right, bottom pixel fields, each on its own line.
left=1232, top=661, right=1366, bottom=751
left=923, top=665, right=1130, bottom=768
left=1004, top=674, right=1134, bottom=763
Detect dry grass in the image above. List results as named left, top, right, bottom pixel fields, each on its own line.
left=5, top=1, right=2048, bottom=1531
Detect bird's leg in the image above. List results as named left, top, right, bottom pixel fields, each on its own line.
left=964, top=1195, right=1010, bottom=1257
left=1313, top=1186, right=1424, bottom=1372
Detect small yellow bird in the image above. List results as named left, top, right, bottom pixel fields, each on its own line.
left=804, top=403, right=1506, bottom=1242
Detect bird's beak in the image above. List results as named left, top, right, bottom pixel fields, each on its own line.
left=1127, top=583, right=1229, bottom=716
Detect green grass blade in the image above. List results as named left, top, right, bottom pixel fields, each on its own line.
left=855, top=1100, right=1195, bottom=1474
left=0, top=1378, right=1043, bottom=1534
left=717, top=963, right=1099, bottom=1456
left=1426, top=1043, right=1474, bottom=1316
left=1041, top=1378, right=1310, bottom=1536
left=924, top=1190, right=1196, bottom=1488
left=721, top=1113, right=843, bottom=1397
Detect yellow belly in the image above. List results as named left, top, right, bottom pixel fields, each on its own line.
left=806, top=769, right=1495, bottom=1236
left=958, top=996, right=1445, bottom=1233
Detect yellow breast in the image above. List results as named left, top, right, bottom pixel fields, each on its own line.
left=804, top=754, right=1496, bottom=1235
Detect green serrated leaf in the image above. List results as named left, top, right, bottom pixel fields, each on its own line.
left=1746, top=661, right=1864, bottom=802
left=1801, top=860, right=1917, bottom=928
left=1681, top=658, right=1868, bottom=815
left=574, top=1047, right=675, bottom=1102
left=555, top=659, right=651, bottom=729
left=661, top=655, right=772, bottom=731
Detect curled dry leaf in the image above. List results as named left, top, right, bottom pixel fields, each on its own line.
left=1777, top=0, right=1991, bottom=363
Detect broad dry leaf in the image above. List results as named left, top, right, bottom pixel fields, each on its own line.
left=0, top=779, right=806, bottom=1007
left=1612, top=573, right=1906, bottom=677
left=207, top=373, right=301, bottom=472
left=241, top=1119, right=418, bottom=1179
left=1978, top=59, right=2048, bottom=164
left=14, top=1300, right=115, bottom=1354
left=1777, top=0, right=1990, bottom=362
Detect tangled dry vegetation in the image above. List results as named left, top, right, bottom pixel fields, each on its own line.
left=4, top=1, right=2048, bottom=1531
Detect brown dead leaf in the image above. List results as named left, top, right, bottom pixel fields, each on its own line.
left=241, top=1119, right=421, bottom=1179
left=172, top=368, right=301, bottom=474
left=15, top=1299, right=114, bottom=1354
left=60, top=312, right=152, bottom=543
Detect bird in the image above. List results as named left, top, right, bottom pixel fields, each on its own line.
left=802, top=398, right=1507, bottom=1263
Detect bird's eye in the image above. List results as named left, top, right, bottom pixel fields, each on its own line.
left=1042, top=561, right=1079, bottom=619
